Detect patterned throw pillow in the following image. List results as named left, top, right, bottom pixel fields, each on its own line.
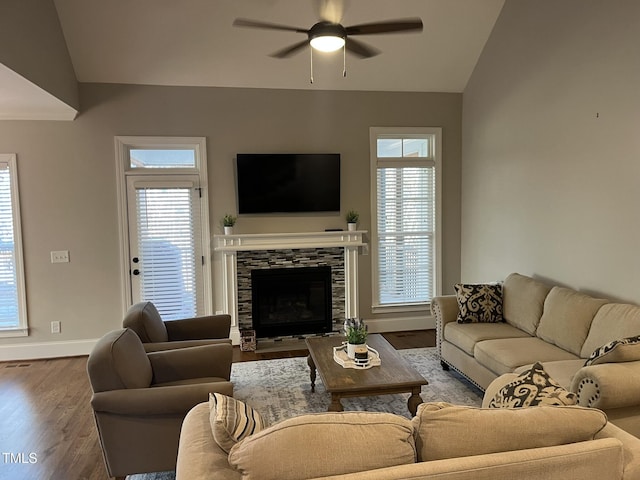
left=584, top=335, right=640, bottom=366
left=454, top=283, right=503, bottom=323
left=209, top=393, right=267, bottom=453
left=488, top=362, right=577, bottom=408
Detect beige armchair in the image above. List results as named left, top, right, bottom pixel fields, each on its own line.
left=87, top=328, right=233, bottom=479
left=123, top=301, right=231, bottom=352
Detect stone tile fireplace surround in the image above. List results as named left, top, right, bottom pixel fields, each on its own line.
left=214, top=231, right=366, bottom=344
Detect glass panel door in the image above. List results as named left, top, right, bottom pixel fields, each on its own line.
left=126, top=177, right=204, bottom=320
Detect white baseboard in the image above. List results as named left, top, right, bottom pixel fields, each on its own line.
left=366, top=315, right=435, bottom=333
left=0, top=339, right=99, bottom=362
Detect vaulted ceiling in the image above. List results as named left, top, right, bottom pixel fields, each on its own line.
left=2, top=0, right=505, bottom=120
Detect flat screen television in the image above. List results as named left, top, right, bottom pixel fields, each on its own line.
left=236, top=153, right=340, bottom=214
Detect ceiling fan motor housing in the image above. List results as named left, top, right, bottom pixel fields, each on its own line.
left=308, top=22, right=346, bottom=41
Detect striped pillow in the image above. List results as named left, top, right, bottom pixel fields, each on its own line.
left=209, top=393, right=267, bottom=453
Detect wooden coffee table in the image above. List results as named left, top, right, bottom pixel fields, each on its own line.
left=305, top=334, right=428, bottom=415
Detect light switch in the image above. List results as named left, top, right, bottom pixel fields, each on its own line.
left=51, top=250, right=70, bottom=263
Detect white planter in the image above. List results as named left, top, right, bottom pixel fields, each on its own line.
left=347, top=222, right=357, bottom=231
left=347, top=342, right=367, bottom=359
left=224, top=226, right=233, bottom=235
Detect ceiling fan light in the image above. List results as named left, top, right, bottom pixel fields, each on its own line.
left=310, top=35, right=345, bottom=52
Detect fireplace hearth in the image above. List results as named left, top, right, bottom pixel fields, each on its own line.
left=251, top=266, right=333, bottom=337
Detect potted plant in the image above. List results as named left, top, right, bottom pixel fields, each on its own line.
left=346, top=210, right=359, bottom=231
left=344, top=317, right=367, bottom=359
left=222, top=214, right=237, bottom=235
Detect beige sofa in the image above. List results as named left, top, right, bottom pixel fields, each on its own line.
left=433, top=272, right=640, bottom=437
left=175, top=387, right=640, bottom=480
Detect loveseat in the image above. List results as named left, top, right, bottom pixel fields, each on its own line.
left=175, top=386, right=640, bottom=480
left=433, top=272, right=640, bottom=437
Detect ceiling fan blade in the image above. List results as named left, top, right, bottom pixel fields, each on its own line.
left=313, top=0, right=349, bottom=23
left=345, top=38, right=380, bottom=58
left=270, top=39, right=310, bottom=58
left=345, top=18, right=423, bottom=36
left=233, top=18, right=308, bottom=34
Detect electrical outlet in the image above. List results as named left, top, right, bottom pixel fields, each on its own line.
left=51, top=321, right=61, bottom=334
left=50, top=250, right=70, bottom=263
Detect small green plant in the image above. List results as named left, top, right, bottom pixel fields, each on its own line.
left=344, top=317, right=367, bottom=344
left=222, top=214, right=237, bottom=227
left=346, top=210, right=359, bottom=223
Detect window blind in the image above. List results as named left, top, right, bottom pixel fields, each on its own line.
left=135, top=186, right=200, bottom=320
left=376, top=166, right=435, bottom=305
left=0, top=162, right=19, bottom=328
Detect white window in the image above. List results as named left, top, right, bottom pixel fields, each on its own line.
left=0, top=154, right=28, bottom=336
left=116, top=137, right=212, bottom=319
left=370, top=127, right=441, bottom=311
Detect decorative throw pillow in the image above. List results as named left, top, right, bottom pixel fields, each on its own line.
left=454, top=283, right=503, bottom=323
left=584, top=335, right=640, bottom=366
left=488, top=362, right=577, bottom=408
left=209, top=393, right=267, bottom=453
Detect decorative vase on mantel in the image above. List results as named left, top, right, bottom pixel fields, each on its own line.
left=345, top=210, right=359, bottom=232
left=344, top=317, right=368, bottom=359
left=222, top=213, right=237, bottom=236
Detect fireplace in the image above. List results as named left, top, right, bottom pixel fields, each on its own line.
left=251, top=266, right=333, bottom=337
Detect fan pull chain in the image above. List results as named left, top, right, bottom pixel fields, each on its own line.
left=310, top=48, right=314, bottom=84
left=343, top=43, right=347, bottom=77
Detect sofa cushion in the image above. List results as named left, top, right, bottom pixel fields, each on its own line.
left=444, top=321, right=530, bottom=356
left=412, top=402, right=607, bottom=462
left=474, top=336, right=579, bottom=376
left=584, top=335, right=640, bottom=366
left=502, top=273, right=552, bottom=335
left=454, top=283, right=503, bottom=323
left=536, top=287, right=608, bottom=356
left=487, top=362, right=577, bottom=408
left=581, top=303, right=640, bottom=358
left=209, top=393, right=266, bottom=453
left=228, top=412, right=416, bottom=480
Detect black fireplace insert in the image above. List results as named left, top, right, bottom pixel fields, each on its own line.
left=251, top=266, right=333, bottom=337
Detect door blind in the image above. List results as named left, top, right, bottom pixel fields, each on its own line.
left=135, top=186, right=201, bottom=320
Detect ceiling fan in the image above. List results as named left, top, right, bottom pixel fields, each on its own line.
left=233, top=0, right=423, bottom=81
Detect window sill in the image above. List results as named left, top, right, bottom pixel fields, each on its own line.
left=371, top=303, right=430, bottom=315
left=0, top=327, right=28, bottom=338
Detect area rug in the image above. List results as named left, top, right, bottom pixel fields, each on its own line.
left=127, top=347, right=483, bottom=479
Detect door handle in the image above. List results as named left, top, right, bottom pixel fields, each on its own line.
left=132, top=257, right=139, bottom=263
left=132, top=269, right=140, bottom=276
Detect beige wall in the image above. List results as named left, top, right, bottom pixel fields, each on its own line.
left=0, top=0, right=79, bottom=110
left=462, top=0, right=640, bottom=302
left=0, top=83, right=461, bottom=352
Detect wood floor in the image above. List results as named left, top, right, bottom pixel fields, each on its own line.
left=0, top=330, right=434, bottom=480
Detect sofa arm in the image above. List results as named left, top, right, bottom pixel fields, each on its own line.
left=165, top=314, right=231, bottom=341
left=596, top=422, right=640, bottom=480
left=571, top=360, right=640, bottom=410
left=91, top=381, right=233, bottom=415
left=431, top=295, right=458, bottom=355
left=148, top=343, right=233, bottom=384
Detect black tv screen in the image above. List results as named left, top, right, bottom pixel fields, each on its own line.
left=236, top=153, right=341, bottom=214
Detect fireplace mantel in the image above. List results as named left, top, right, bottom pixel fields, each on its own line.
left=213, top=230, right=366, bottom=251
left=213, top=231, right=367, bottom=341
